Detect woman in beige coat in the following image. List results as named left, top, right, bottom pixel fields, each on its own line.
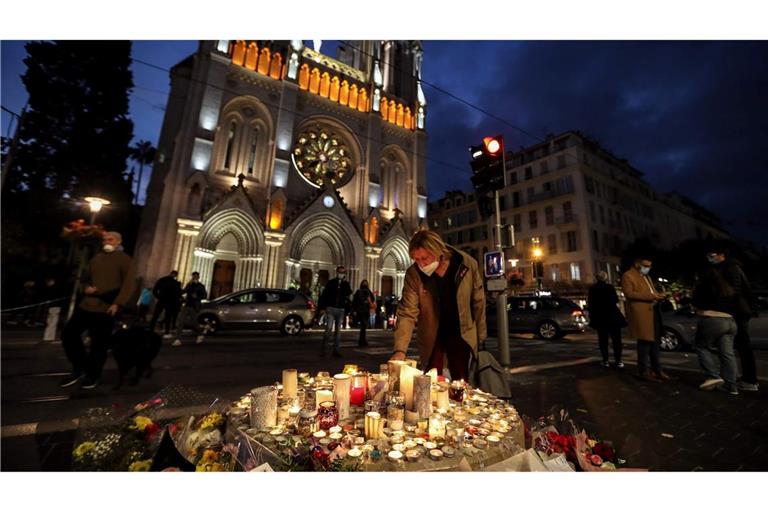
left=621, top=257, right=671, bottom=382
left=391, top=230, right=486, bottom=381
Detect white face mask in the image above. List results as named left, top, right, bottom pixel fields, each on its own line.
left=418, top=260, right=440, bottom=277
left=639, top=266, right=651, bottom=275
left=103, top=244, right=116, bottom=253
left=338, top=273, right=346, bottom=280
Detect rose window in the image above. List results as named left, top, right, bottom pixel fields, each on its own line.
left=291, top=127, right=353, bottom=188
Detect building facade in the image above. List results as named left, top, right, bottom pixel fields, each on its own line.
left=430, top=131, right=727, bottom=288
left=135, top=40, right=429, bottom=299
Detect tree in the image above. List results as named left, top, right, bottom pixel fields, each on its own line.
left=130, top=139, right=156, bottom=204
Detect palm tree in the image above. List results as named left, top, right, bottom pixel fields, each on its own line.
left=129, top=140, right=156, bottom=205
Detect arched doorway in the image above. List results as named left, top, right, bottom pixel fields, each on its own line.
left=210, top=232, right=239, bottom=299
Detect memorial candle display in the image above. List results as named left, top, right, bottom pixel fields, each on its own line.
left=333, top=373, right=351, bottom=420
left=350, top=373, right=367, bottom=406
left=367, top=373, right=388, bottom=404
left=282, top=369, right=298, bottom=399
left=413, top=374, right=432, bottom=420
left=399, top=365, right=423, bottom=411
left=249, top=386, right=278, bottom=429
left=364, top=411, right=382, bottom=440
left=316, top=388, right=333, bottom=409
left=436, top=382, right=450, bottom=411
left=387, top=360, right=407, bottom=393
left=428, top=413, right=447, bottom=441
left=387, top=395, right=405, bottom=430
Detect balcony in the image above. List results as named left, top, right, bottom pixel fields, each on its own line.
left=554, top=214, right=579, bottom=227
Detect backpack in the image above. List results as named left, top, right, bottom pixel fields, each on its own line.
left=468, top=350, right=512, bottom=399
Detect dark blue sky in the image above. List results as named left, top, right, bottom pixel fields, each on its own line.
left=2, top=40, right=766, bottom=245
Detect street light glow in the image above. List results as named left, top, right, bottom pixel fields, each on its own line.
left=485, top=138, right=501, bottom=154
left=532, top=247, right=543, bottom=259
left=84, top=196, right=110, bottom=213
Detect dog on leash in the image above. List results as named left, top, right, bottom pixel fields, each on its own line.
left=110, top=323, right=162, bottom=390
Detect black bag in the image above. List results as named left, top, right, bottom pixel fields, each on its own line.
left=468, top=350, right=512, bottom=399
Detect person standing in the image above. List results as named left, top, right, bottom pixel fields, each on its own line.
left=621, top=256, right=671, bottom=382
left=352, top=280, right=375, bottom=347
left=59, top=231, right=134, bottom=390
left=150, top=270, right=182, bottom=338
left=172, top=271, right=208, bottom=347
left=588, top=271, right=627, bottom=368
left=136, top=286, right=153, bottom=324
left=318, top=265, right=352, bottom=357
left=391, top=230, right=486, bottom=382
left=706, top=246, right=759, bottom=391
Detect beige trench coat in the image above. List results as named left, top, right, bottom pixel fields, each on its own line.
left=393, top=247, right=487, bottom=366
left=621, top=266, right=659, bottom=341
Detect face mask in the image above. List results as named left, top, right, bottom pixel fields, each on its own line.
left=103, top=244, right=115, bottom=253
left=707, top=256, right=719, bottom=265
left=419, top=260, right=440, bottom=277
left=639, top=266, right=651, bottom=275
left=338, top=273, right=346, bottom=280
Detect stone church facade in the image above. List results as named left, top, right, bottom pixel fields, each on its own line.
left=135, top=40, right=428, bottom=299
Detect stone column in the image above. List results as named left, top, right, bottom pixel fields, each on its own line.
left=395, top=270, right=406, bottom=298
left=192, top=248, right=216, bottom=291
left=263, top=231, right=286, bottom=288
left=172, top=219, right=203, bottom=284
left=235, top=256, right=261, bottom=291
left=365, top=246, right=382, bottom=294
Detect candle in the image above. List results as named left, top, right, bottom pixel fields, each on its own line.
left=379, top=363, right=389, bottom=376
left=403, top=440, right=417, bottom=450
left=449, top=380, right=466, bottom=403
left=486, top=435, right=501, bottom=446
left=329, top=425, right=342, bottom=434
left=364, top=411, right=382, bottom=440
left=391, top=443, right=406, bottom=452
left=413, top=374, right=432, bottom=420
left=316, top=389, right=333, bottom=409
left=249, top=386, right=278, bottom=429
left=282, top=369, right=298, bottom=399
left=347, top=447, right=362, bottom=458
left=399, top=365, right=423, bottom=411
left=442, top=446, right=456, bottom=458
left=387, top=360, right=407, bottom=393
left=436, top=383, right=450, bottom=411
left=343, top=364, right=359, bottom=375
left=350, top=373, right=367, bottom=406
left=277, top=404, right=289, bottom=423
left=387, top=450, right=403, bottom=462
left=405, top=449, right=421, bottom=462
left=404, top=359, right=418, bottom=368
left=367, top=374, right=388, bottom=403
left=329, top=432, right=343, bottom=441
left=473, top=438, right=488, bottom=449
left=333, top=374, right=351, bottom=420
left=313, top=430, right=326, bottom=439
left=386, top=395, right=405, bottom=431
left=428, top=413, right=446, bottom=442
left=424, top=441, right=437, bottom=450
left=428, top=449, right=443, bottom=461
left=404, top=410, right=419, bottom=425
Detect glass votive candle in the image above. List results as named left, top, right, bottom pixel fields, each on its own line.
left=364, top=411, right=382, bottom=440
left=297, top=408, right=318, bottom=436
left=367, top=373, right=388, bottom=403
left=317, top=401, right=339, bottom=430
left=428, top=413, right=447, bottom=442
left=449, top=380, right=466, bottom=403
left=386, top=395, right=406, bottom=431
left=350, top=373, right=368, bottom=406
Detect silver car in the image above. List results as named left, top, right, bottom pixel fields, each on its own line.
left=487, top=295, right=588, bottom=340
left=198, top=288, right=316, bottom=336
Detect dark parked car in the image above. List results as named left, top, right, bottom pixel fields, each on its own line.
left=487, top=295, right=588, bottom=340
left=198, top=288, right=316, bottom=336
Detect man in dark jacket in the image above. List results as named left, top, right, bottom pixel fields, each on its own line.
left=59, top=231, right=135, bottom=390
left=172, top=271, right=208, bottom=347
left=707, top=246, right=759, bottom=391
left=318, top=265, right=352, bottom=357
left=588, top=271, right=628, bottom=368
left=150, top=270, right=182, bottom=337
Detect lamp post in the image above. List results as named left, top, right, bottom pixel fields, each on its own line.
left=531, top=237, right=543, bottom=291
left=66, top=197, right=111, bottom=320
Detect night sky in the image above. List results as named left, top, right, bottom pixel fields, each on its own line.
left=2, top=40, right=766, bottom=246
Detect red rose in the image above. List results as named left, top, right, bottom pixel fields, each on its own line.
left=593, top=443, right=616, bottom=462
left=589, top=454, right=603, bottom=466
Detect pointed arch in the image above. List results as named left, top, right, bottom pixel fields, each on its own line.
left=198, top=208, right=264, bottom=257
left=329, top=76, right=340, bottom=102
left=257, top=47, right=271, bottom=75
left=287, top=213, right=358, bottom=268
left=232, top=40, right=246, bottom=66
left=269, top=52, right=283, bottom=79
left=380, top=235, right=410, bottom=271
left=245, top=42, right=258, bottom=70
left=309, top=68, right=321, bottom=94
left=298, top=64, right=310, bottom=90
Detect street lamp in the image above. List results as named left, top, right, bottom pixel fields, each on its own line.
left=84, top=196, right=110, bottom=225
left=531, top=237, right=543, bottom=290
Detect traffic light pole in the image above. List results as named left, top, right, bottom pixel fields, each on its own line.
left=495, top=154, right=510, bottom=367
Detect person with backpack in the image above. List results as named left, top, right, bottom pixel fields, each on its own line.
left=352, top=280, right=375, bottom=347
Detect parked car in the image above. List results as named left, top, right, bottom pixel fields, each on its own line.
left=660, top=306, right=698, bottom=351
left=198, top=288, right=316, bottom=335
left=486, top=295, right=588, bottom=340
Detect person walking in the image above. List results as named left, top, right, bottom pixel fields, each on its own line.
left=588, top=271, right=627, bottom=368
left=172, top=271, right=208, bottom=347
left=706, top=246, right=759, bottom=391
left=352, top=280, right=375, bottom=347
left=621, top=256, right=671, bottom=382
left=391, top=230, right=486, bottom=382
left=136, top=286, right=153, bottom=324
left=59, top=231, right=135, bottom=390
left=149, top=270, right=182, bottom=338
left=318, top=265, right=352, bottom=357
left=692, top=250, right=740, bottom=395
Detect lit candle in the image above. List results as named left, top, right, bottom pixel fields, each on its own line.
left=367, top=374, right=388, bottom=403
left=313, top=430, right=327, bottom=439
left=428, top=449, right=443, bottom=461
left=399, top=365, right=423, bottom=411
left=387, top=360, right=407, bottom=393
left=428, top=412, right=446, bottom=442
left=249, top=386, right=278, bottom=429
left=333, top=374, right=351, bottom=420
left=436, top=383, right=450, bottom=411
left=413, top=374, right=432, bottom=420
left=405, top=449, right=421, bottom=462
left=347, top=447, right=362, bottom=458
left=386, top=395, right=405, bottom=431
left=350, top=373, right=367, bottom=406
left=442, top=446, right=456, bottom=458
left=364, top=411, right=382, bottom=440
left=316, top=389, right=333, bottom=409
left=282, top=369, right=298, bottom=399
left=329, top=426, right=342, bottom=434
left=387, top=450, right=403, bottom=462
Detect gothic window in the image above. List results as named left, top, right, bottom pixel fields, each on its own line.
left=224, top=122, right=237, bottom=170
left=292, top=126, right=353, bottom=188
left=187, top=183, right=202, bottom=216
left=247, top=130, right=258, bottom=175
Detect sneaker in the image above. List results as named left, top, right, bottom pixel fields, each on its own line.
left=58, top=372, right=83, bottom=388
left=737, top=381, right=759, bottom=392
left=616, top=361, right=625, bottom=369
left=601, top=361, right=610, bottom=368
left=172, top=339, right=182, bottom=347
left=81, top=377, right=100, bottom=390
left=162, top=333, right=173, bottom=339
left=715, top=383, right=738, bottom=396
left=699, top=377, right=724, bottom=390
left=195, top=335, right=204, bottom=344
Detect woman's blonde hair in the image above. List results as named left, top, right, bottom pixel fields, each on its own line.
left=408, top=229, right=451, bottom=260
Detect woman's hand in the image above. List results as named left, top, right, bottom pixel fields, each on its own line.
left=390, top=351, right=406, bottom=361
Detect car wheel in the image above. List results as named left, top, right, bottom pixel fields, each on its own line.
left=198, top=314, right=220, bottom=335
left=281, top=315, right=304, bottom=336
left=660, top=328, right=682, bottom=351
left=537, top=321, right=561, bottom=340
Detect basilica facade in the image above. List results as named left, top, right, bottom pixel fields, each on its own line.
left=135, top=40, right=428, bottom=299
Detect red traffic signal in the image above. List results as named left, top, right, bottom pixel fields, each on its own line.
left=483, top=136, right=503, bottom=155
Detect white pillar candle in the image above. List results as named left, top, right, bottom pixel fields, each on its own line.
left=282, top=369, right=298, bottom=399
left=333, top=373, right=351, bottom=420
left=436, top=383, right=450, bottom=411
left=316, top=389, right=333, bottom=409
left=413, top=374, right=432, bottom=419
left=364, top=411, right=382, bottom=440
left=399, top=365, right=423, bottom=411
left=404, top=359, right=418, bottom=368
left=387, top=360, right=407, bottom=393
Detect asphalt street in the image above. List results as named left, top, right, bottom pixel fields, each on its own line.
left=2, top=325, right=767, bottom=471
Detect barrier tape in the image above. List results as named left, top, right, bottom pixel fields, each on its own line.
left=1, top=297, right=68, bottom=314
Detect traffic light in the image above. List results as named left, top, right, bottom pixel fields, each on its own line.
left=469, top=135, right=506, bottom=220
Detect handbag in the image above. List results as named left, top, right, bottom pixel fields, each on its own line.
left=468, top=350, right=512, bottom=399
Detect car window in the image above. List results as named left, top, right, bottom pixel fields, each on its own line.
left=542, top=299, right=561, bottom=310
left=507, top=299, right=525, bottom=311
left=526, top=300, right=541, bottom=311
left=231, top=291, right=266, bottom=304
left=265, top=292, right=283, bottom=303
left=278, top=292, right=296, bottom=303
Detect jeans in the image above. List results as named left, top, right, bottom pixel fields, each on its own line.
left=369, top=313, right=377, bottom=328
left=637, top=339, right=662, bottom=374
left=322, top=307, right=345, bottom=351
left=61, top=308, right=115, bottom=379
left=174, top=305, right=201, bottom=338
left=734, top=318, right=757, bottom=384
left=597, top=326, right=623, bottom=363
left=695, top=316, right=738, bottom=385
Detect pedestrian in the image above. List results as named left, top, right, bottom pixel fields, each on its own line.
left=317, top=265, right=352, bottom=357
left=621, top=256, right=671, bottom=382
left=385, top=294, right=398, bottom=331
left=59, top=231, right=135, bottom=390
left=705, top=245, right=759, bottom=392
left=370, top=294, right=379, bottom=328
left=136, top=286, right=153, bottom=324
left=172, top=271, right=208, bottom=347
left=352, top=279, right=375, bottom=347
left=149, top=270, right=182, bottom=338
left=588, top=270, right=627, bottom=368
left=391, top=229, right=486, bottom=382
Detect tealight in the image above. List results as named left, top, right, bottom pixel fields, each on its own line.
left=442, top=446, right=456, bottom=458
left=313, top=430, right=326, bottom=439
left=269, top=428, right=283, bottom=436
left=473, top=439, right=488, bottom=449
left=355, top=436, right=365, bottom=445
left=405, top=449, right=421, bottom=462
left=424, top=441, right=437, bottom=450
left=347, top=448, right=362, bottom=458
left=486, top=435, right=501, bottom=446
left=319, top=437, right=331, bottom=446
left=392, top=443, right=406, bottom=452
left=403, top=440, right=417, bottom=449
left=492, top=431, right=505, bottom=439
left=329, top=432, right=343, bottom=441
left=388, top=450, right=403, bottom=462
left=428, top=449, right=443, bottom=461
left=329, top=426, right=343, bottom=434
left=414, top=438, right=425, bottom=446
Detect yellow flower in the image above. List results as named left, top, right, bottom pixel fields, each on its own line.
left=201, top=449, right=219, bottom=464
left=73, top=442, right=95, bottom=460
left=587, top=439, right=597, bottom=448
left=199, top=412, right=223, bottom=431
left=196, top=462, right=224, bottom=472
left=133, top=416, right=154, bottom=431
left=128, top=459, right=153, bottom=472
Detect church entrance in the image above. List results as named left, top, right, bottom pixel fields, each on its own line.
left=210, top=259, right=236, bottom=299
left=381, top=275, right=393, bottom=297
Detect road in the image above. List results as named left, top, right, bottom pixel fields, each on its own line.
left=2, top=325, right=768, bottom=470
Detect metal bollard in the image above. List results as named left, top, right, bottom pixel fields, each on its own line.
left=43, top=306, right=61, bottom=341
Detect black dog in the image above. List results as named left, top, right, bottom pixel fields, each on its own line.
left=110, top=324, right=162, bottom=390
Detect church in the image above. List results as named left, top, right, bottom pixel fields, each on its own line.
left=135, top=40, right=428, bottom=300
